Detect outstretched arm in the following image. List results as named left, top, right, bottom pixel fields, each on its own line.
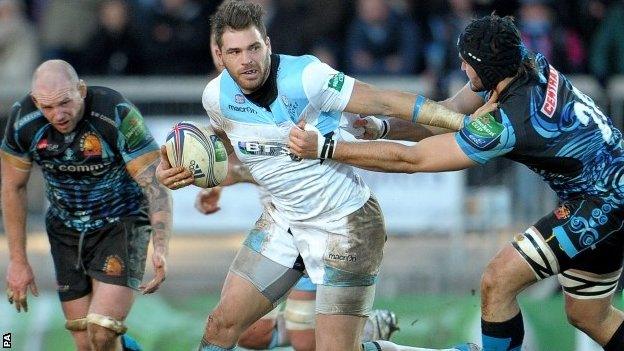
left=345, top=81, right=497, bottom=133
left=333, top=134, right=476, bottom=173
left=289, top=124, right=476, bottom=173
left=344, top=81, right=468, bottom=130
left=126, top=151, right=172, bottom=294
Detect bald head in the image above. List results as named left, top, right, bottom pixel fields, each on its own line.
left=30, top=60, right=87, bottom=134
left=31, top=60, right=80, bottom=92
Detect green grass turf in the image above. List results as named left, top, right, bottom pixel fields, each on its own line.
left=4, top=293, right=622, bottom=351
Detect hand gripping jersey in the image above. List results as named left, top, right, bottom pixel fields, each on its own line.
left=1, top=87, right=159, bottom=232
left=202, top=54, right=370, bottom=222
left=456, top=53, right=624, bottom=204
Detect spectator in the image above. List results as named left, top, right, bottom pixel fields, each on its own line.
left=258, top=0, right=307, bottom=55
left=143, top=0, right=212, bottom=75
left=575, top=0, right=610, bottom=46
left=345, top=0, right=422, bottom=76
left=0, top=0, right=39, bottom=84
left=589, top=0, right=624, bottom=84
left=38, top=0, right=102, bottom=71
left=425, top=0, right=478, bottom=97
left=518, top=0, right=586, bottom=73
left=81, top=0, right=147, bottom=75
left=301, top=0, right=354, bottom=69
left=0, top=0, right=39, bottom=141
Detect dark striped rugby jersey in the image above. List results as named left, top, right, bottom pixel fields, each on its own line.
left=456, top=53, right=624, bottom=204
left=1, top=86, right=159, bottom=232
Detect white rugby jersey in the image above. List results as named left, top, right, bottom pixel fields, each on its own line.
left=202, top=54, right=370, bottom=222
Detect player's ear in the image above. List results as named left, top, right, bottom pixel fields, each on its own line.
left=30, top=94, right=39, bottom=108
left=78, top=79, right=87, bottom=99
left=265, top=36, right=271, bottom=54
left=214, top=46, right=223, bottom=60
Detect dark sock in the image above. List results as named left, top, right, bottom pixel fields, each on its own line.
left=361, top=341, right=382, bottom=351
left=604, top=320, right=624, bottom=351
left=482, top=312, right=524, bottom=351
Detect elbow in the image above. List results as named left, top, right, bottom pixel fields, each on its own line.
left=399, top=162, right=420, bottom=174
left=395, top=149, right=422, bottom=174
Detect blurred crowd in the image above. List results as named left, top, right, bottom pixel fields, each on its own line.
left=1, top=0, right=624, bottom=97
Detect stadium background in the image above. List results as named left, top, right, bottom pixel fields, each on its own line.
left=2, top=0, right=624, bottom=350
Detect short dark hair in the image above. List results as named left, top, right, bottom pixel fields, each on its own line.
left=211, top=0, right=267, bottom=48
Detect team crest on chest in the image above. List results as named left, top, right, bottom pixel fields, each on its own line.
left=80, top=132, right=102, bottom=156
left=235, top=94, right=246, bottom=104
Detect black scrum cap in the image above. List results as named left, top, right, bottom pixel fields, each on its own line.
left=457, top=15, right=523, bottom=90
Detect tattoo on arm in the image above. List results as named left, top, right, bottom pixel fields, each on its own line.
left=134, top=158, right=172, bottom=255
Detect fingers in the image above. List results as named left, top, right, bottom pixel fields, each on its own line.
left=169, top=177, right=194, bottom=190
left=353, top=118, right=368, bottom=127
left=296, top=118, right=306, bottom=129
left=17, top=296, right=27, bottom=313
left=198, top=205, right=221, bottom=214
left=487, top=90, right=500, bottom=103
left=6, top=287, right=28, bottom=312
left=160, top=168, right=194, bottom=189
left=211, top=186, right=223, bottom=197
left=140, top=267, right=165, bottom=294
left=201, top=187, right=222, bottom=214
left=289, top=125, right=306, bottom=139
left=140, top=278, right=160, bottom=294
left=140, top=254, right=166, bottom=294
left=12, top=290, right=27, bottom=313
left=287, top=139, right=302, bottom=158
left=6, top=288, right=13, bottom=305
left=472, top=102, right=498, bottom=119
left=30, top=281, right=39, bottom=297
left=159, top=145, right=172, bottom=169
left=156, top=145, right=193, bottom=189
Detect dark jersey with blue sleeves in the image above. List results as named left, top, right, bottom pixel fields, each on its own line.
left=1, top=87, right=159, bottom=232
left=456, top=54, right=624, bottom=203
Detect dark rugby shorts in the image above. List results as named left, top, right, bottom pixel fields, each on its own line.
left=46, top=213, right=151, bottom=301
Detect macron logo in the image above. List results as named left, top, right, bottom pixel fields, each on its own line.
left=540, top=65, right=559, bottom=118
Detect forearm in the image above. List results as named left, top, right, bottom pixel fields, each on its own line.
left=385, top=118, right=453, bottom=141
left=333, top=141, right=421, bottom=173
left=2, top=187, right=29, bottom=263
left=328, top=133, right=474, bottom=173
left=135, top=160, right=172, bottom=255
left=348, top=81, right=468, bottom=131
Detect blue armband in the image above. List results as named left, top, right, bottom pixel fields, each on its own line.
left=411, top=95, right=426, bottom=124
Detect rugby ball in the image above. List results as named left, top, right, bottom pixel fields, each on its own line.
left=164, top=121, right=228, bottom=188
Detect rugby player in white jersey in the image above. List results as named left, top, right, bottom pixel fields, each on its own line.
left=199, top=30, right=400, bottom=351
left=156, top=1, right=478, bottom=350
